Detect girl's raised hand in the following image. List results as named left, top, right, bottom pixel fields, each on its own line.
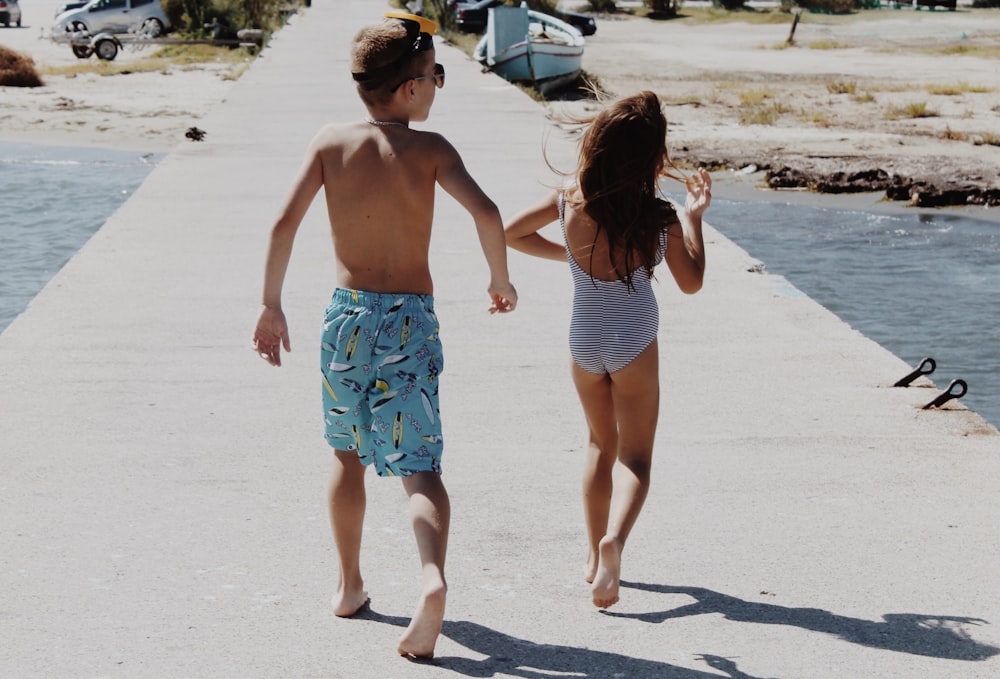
left=684, top=168, right=712, bottom=217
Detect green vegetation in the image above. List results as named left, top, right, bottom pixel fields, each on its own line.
left=162, top=0, right=302, bottom=37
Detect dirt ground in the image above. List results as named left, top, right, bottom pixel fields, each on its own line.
left=557, top=6, right=1000, bottom=199
left=2, top=2, right=999, bottom=202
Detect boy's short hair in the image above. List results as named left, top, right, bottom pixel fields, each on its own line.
left=351, top=16, right=435, bottom=107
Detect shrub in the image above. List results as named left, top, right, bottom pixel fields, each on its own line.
left=796, top=0, right=857, bottom=13
left=162, top=0, right=294, bottom=34
left=0, top=46, right=43, bottom=88
left=647, top=0, right=681, bottom=14
left=713, top=0, right=747, bottom=9
left=587, top=0, right=618, bottom=11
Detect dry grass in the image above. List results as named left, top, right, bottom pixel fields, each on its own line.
left=808, top=40, right=850, bottom=50
left=920, top=43, right=1000, bottom=59
left=738, top=88, right=774, bottom=106
left=974, top=133, right=1000, bottom=147
left=938, top=126, right=967, bottom=141
left=852, top=91, right=876, bottom=103
left=925, top=82, right=995, bottom=95
left=885, top=101, right=937, bottom=119
left=679, top=8, right=796, bottom=25
left=827, top=80, right=857, bottom=95
left=41, top=44, right=253, bottom=78
left=0, top=45, right=44, bottom=87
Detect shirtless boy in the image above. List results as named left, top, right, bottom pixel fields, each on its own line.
left=251, top=12, right=517, bottom=658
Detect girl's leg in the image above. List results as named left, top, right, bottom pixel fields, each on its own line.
left=592, top=340, right=660, bottom=608
left=571, top=360, right=619, bottom=583
left=397, top=471, right=450, bottom=658
left=328, top=449, right=370, bottom=617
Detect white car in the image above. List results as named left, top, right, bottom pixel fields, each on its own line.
left=0, top=0, right=21, bottom=28
left=53, top=0, right=170, bottom=38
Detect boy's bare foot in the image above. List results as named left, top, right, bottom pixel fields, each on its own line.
left=331, top=586, right=370, bottom=617
left=591, top=536, right=621, bottom=609
left=397, top=581, right=447, bottom=659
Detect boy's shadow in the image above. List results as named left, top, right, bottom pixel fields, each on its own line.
left=607, top=582, right=999, bottom=662
left=358, top=608, right=769, bottom=678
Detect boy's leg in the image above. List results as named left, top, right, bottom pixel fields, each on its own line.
left=328, top=448, right=370, bottom=617
left=397, top=471, right=450, bottom=658
left=571, top=361, right=619, bottom=583
left=593, top=341, right=660, bottom=609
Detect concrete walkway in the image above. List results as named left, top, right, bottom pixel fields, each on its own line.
left=2, top=2, right=998, bottom=677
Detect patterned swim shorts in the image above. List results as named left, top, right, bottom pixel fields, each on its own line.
left=320, top=288, right=444, bottom=477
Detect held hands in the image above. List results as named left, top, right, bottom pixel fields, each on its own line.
left=488, top=280, right=518, bottom=314
left=253, top=305, right=291, bottom=367
left=684, top=168, right=712, bottom=218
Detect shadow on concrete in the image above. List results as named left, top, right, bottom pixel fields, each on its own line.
left=605, top=582, right=999, bottom=662
left=359, top=608, right=772, bottom=678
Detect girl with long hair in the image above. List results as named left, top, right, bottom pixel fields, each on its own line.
left=504, top=90, right=711, bottom=608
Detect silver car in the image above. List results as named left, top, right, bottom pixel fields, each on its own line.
left=0, top=0, right=21, bottom=28
left=53, top=0, right=170, bottom=37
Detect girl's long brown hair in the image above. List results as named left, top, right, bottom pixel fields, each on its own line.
left=563, top=90, right=684, bottom=290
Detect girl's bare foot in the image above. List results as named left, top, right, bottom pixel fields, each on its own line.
left=331, top=585, right=369, bottom=617
left=397, top=581, right=447, bottom=658
left=591, top=536, right=621, bottom=609
left=584, top=551, right=598, bottom=584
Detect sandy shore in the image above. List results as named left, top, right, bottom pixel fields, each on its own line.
left=2, top=1, right=998, bottom=216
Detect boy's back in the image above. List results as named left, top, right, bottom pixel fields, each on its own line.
left=313, top=121, right=445, bottom=295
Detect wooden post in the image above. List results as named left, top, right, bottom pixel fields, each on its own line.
left=787, top=7, right=802, bottom=46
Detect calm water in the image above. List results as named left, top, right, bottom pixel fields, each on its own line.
left=700, top=197, right=999, bottom=427
left=0, top=142, right=159, bottom=329
left=1, top=142, right=996, bottom=426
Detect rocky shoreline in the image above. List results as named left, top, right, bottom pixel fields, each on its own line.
left=676, top=149, right=1000, bottom=208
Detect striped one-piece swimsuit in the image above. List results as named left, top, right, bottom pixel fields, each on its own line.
left=560, top=193, right=668, bottom=375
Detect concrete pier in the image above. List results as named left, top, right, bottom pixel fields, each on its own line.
left=2, top=2, right=998, bottom=677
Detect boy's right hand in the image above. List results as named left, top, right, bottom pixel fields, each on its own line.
left=253, top=305, right=291, bottom=367
left=488, top=281, right=518, bottom=314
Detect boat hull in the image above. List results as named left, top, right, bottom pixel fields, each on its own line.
left=474, top=8, right=585, bottom=95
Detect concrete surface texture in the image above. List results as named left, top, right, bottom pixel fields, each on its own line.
left=1, top=1, right=998, bottom=677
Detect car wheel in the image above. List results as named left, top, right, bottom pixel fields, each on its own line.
left=69, top=20, right=88, bottom=35
left=141, top=18, right=164, bottom=37
left=95, top=38, right=118, bottom=61
left=72, top=44, right=94, bottom=59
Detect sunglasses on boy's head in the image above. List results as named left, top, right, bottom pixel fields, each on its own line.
left=390, top=63, right=445, bottom=93
left=351, top=12, right=437, bottom=91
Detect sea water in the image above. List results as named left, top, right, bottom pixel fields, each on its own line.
left=701, top=196, right=999, bottom=428
left=0, top=141, right=159, bottom=329
left=1, top=142, right=997, bottom=427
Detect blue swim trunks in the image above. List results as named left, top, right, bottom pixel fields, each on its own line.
left=320, top=288, right=444, bottom=477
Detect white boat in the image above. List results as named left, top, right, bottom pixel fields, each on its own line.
left=473, top=5, right=584, bottom=96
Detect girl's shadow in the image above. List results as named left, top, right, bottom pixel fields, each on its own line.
left=606, top=582, right=998, bottom=661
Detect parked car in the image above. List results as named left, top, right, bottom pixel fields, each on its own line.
left=451, top=0, right=596, bottom=36
left=55, top=1, right=90, bottom=16
left=53, top=0, right=170, bottom=38
left=0, top=0, right=21, bottom=28
left=451, top=0, right=503, bottom=33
